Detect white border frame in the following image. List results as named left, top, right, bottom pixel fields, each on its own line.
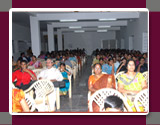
left=9, top=8, right=149, bottom=115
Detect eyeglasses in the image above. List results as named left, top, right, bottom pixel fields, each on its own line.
left=95, top=68, right=101, bottom=70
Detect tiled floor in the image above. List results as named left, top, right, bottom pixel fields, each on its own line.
left=57, top=56, right=91, bottom=112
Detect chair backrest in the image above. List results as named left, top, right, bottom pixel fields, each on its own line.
left=89, top=88, right=132, bottom=112
left=41, top=61, right=46, bottom=68
left=142, top=71, right=148, bottom=84
left=55, top=61, right=60, bottom=65
left=134, top=89, right=148, bottom=112
left=28, top=66, right=35, bottom=70
left=33, top=69, right=43, bottom=77
left=37, top=58, right=45, bottom=62
left=66, top=65, right=73, bottom=74
left=24, top=80, right=54, bottom=99
left=70, top=60, right=76, bottom=67
left=115, top=71, right=125, bottom=89
left=25, top=94, right=36, bottom=112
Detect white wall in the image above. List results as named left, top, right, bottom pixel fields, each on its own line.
left=12, top=23, right=31, bottom=60
left=63, top=31, right=115, bottom=55
left=116, top=12, right=148, bottom=52
left=12, top=22, right=31, bottom=41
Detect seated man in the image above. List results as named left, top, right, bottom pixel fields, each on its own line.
left=37, top=58, right=63, bottom=111
left=104, top=95, right=124, bottom=112
left=12, top=60, right=37, bottom=90
left=136, top=57, right=148, bottom=73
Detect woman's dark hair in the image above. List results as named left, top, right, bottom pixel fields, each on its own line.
left=108, top=57, right=113, bottom=62
left=20, top=60, right=27, bottom=64
left=125, top=59, right=136, bottom=73
left=32, top=55, right=36, bottom=58
left=120, top=57, right=127, bottom=62
left=99, top=58, right=104, bottom=61
left=93, top=63, right=102, bottom=70
left=104, top=96, right=124, bottom=112
left=60, top=63, right=66, bottom=67
left=139, top=57, right=145, bottom=61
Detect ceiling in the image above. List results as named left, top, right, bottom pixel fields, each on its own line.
left=12, top=11, right=140, bottom=32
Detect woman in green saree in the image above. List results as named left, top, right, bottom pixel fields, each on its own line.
left=118, top=59, right=148, bottom=112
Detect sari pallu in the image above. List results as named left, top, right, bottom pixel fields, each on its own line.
left=118, top=72, right=146, bottom=112
left=89, top=74, right=116, bottom=112
left=60, top=70, right=70, bottom=95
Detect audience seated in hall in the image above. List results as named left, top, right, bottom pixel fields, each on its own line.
left=12, top=60, right=37, bottom=91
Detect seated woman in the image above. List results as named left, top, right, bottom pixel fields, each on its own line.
left=13, top=59, right=21, bottom=72
left=88, top=63, right=116, bottom=112
left=28, top=55, right=43, bottom=69
left=59, top=63, right=71, bottom=96
left=104, top=95, right=124, bottom=112
left=12, top=88, right=30, bottom=112
left=116, top=58, right=127, bottom=74
left=12, top=60, right=37, bottom=90
left=118, top=59, right=148, bottom=111
left=99, top=58, right=104, bottom=66
left=102, top=58, right=116, bottom=75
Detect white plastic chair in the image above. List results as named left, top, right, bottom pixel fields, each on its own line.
left=70, top=61, right=77, bottom=79
left=24, top=79, right=54, bottom=112
left=115, top=71, right=125, bottom=89
left=32, top=69, right=42, bottom=77
left=28, top=66, right=35, bottom=70
left=134, top=89, right=148, bottom=112
left=142, top=71, right=148, bottom=84
left=25, top=94, right=36, bottom=112
left=68, top=75, right=72, bottom=98
left=89, top=88, right=132, bottom=112
left=41, top=61, right=46, bottom=68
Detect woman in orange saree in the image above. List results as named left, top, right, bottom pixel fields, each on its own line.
left=12, top=88, right=30, bottom=113
left=88, top=63, right=116, bottom=112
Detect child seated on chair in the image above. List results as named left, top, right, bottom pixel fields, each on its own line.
left=59, top=63, right=71, bottom=96
left=104, top=96, right=124, bottom=112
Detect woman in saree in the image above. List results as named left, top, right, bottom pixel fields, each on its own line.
left=59, top=63, right=71, bottom=96
left=88, top=63, right=116, bottom=112
left=118, top=59, right=148, bottom=112
left=28, top=55, right=43, bottom=69
left=12, top=88, right=30, bottom=112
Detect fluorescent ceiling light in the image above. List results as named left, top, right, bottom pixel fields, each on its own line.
left=97, top=30, right=108, bottom=32
left=69, top=26, right=82, bottom=29
left=98, top=26, right=111, bottom=28
left=60, top=19, right=77, bottom=22
left=74, top=30, right=85, bottom=33
left=99, top=18, right=117, bottom=21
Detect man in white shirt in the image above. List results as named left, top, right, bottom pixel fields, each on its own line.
left=37, top=58, right=63, bottom=111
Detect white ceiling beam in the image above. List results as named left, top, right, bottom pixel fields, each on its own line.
left=60, top=27, right=120, bottom=32
left=36, top=12, right=139, bottom=21
left=51, top=21, right=127, bottom=27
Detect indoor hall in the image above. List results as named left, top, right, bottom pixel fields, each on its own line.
left=11, top=10, right=148, bottom=113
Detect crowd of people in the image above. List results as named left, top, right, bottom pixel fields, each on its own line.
left=12, top=48, right=86, bottom=112
left=88, top=49, right=148, bottom=112
left=12, top=48, right=148, bottom=113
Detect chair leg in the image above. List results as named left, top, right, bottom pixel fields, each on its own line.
left=56, top=88, right=60, bottom=110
